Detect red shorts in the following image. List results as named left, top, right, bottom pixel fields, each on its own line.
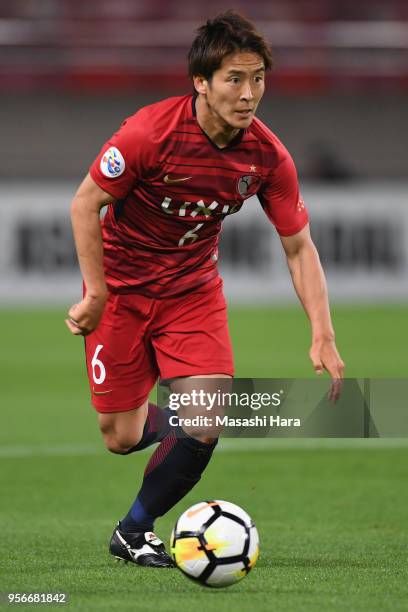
left=84, top=278, right=234, bottom=413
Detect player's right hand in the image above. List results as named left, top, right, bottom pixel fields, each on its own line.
left=309, top=337, right=345, bottom=402
left=65, top=293, right=107, bottom=336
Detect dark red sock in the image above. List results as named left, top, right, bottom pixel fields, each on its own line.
left=123, top=403, right=171, bottom=454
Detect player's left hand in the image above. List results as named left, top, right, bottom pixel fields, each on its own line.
left=65, top=293, right=107, bottom=336
left=309, top=338, right=345, bottom=402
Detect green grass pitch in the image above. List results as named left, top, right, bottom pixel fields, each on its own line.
left=1, top=305, right=407, bottom=611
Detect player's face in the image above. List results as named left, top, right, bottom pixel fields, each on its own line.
left=196, top=51, right=265, bottom=131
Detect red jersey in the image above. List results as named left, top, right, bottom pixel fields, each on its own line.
left=89, top=95, right=308, bottom=298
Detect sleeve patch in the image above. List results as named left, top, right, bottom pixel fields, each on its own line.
left=100, top=147, right=126, bottom=178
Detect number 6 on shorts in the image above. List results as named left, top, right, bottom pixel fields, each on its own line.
left=91, top=344, right=106, bottom=384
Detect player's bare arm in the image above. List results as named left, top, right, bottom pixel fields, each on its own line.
left=280, top=224, right=345, bottom=398
left=65, top=174, right=114, bottom=336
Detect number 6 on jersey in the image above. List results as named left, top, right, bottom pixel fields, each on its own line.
left=91, top=344, right=106, bottom=384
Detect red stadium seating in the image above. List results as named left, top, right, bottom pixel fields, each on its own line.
left=0, top=0, right=407, bottom=92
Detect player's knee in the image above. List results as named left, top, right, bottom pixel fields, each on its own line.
left=103, top=438, right=126, bottom=454
left=101, top=430, right=143, bottom=455
left=103, top=434, right=134, bottom=455
left=98, top=409, right=146, bottom=454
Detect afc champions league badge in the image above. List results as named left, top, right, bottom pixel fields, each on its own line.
left=236, top=174, right=261, bottom=198
left=100, top=146, right=125, bottom=178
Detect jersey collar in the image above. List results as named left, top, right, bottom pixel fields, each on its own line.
left=191, top=95, right=245, bottom=151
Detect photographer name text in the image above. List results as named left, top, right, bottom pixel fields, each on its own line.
left=169, top=415, right=301, bottom=428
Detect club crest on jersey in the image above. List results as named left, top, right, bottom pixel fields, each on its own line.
left=236, top=174, right=261, bottom=198
left=100, top=147, right=125, bottom=178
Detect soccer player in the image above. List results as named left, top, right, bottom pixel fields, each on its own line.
left=66, top=11, right=344, bottom=568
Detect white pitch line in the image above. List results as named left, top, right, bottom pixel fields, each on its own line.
left=218, top=438, right=408, bottom=451
left=0, top=443, right=103, bottom=458
left=0, top=438, right=408, bottom=458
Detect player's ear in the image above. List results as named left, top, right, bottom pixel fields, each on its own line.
left=193, top=75, right=208, bottom=95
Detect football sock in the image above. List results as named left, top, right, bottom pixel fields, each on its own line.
left=123, top=403, right=171, bottom=454
left=121, top=427, right=218, bottom=532
left=120, top=498, right=155, bottom=533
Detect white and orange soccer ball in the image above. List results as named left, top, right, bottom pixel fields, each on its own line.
left=170, top=500, right=259, bottom=588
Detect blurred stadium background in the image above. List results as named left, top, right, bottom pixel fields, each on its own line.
left=1, top=2, right=407, bottom=609
left=1, top=0, right=408, bottom=305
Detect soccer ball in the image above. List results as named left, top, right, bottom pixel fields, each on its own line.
left=170, top=500, right=259, bottom=588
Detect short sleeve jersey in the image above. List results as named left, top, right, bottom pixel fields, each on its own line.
left=89, top=95, right=308, bottom=297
